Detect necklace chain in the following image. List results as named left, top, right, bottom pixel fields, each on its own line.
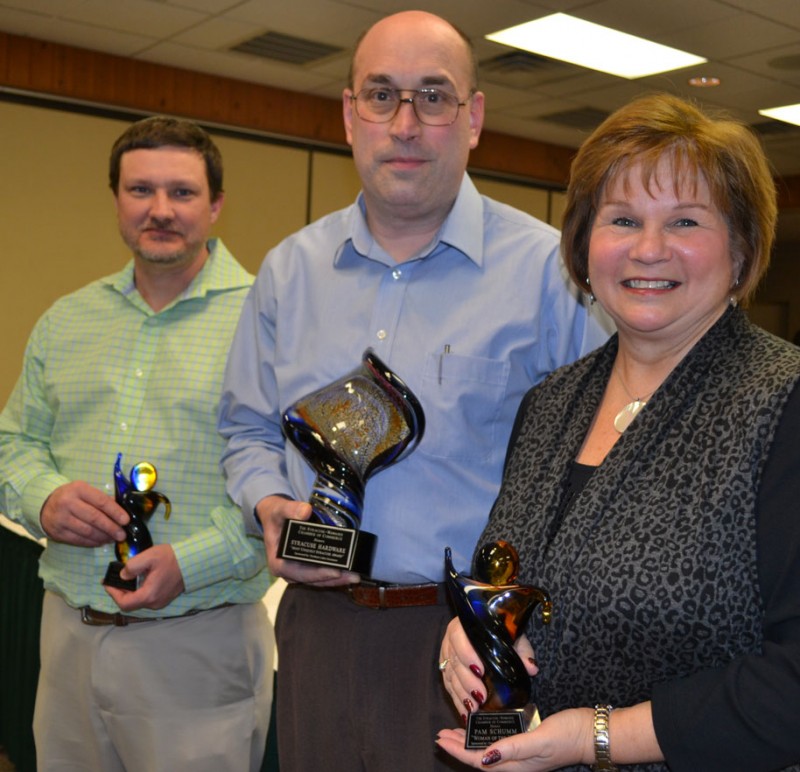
left=612, top=366, right=658, bottom=433
left=613, top=366, right=657, bottom=403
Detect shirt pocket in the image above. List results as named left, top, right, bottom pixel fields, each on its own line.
left=418, top=351, right=510, bottom=462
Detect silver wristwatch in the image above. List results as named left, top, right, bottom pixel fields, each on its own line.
left=593, top=704, right=619, bottom=771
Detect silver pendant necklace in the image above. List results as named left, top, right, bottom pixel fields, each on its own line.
left=613, top=367, right=656, bottom=433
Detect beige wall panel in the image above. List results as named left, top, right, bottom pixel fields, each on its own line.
left=309, top=151, right=361, bottom=222
left=212, top=136, right=308, bottom=274
left=0, top=101, right=310, bottom=404
left=0, top=102, right=126, bottom=404
left=472, top=177, right=550, bottom=222
left=549, top=190, right=568, bottom=230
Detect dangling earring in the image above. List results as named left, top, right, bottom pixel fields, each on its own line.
left=730, top=276, right=740, bottom=306
left=586, top=277, right=596, bottom=306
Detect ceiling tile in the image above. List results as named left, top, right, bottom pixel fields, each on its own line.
left=661, top=15, right=800, bottom=60
left=166, top=0, right=242, bottom=11
left=715, top=0, right=800, bottom=27
left=575, top=0, right=736, bottom=38
left=227, top=0, right=379, bottom=44
left=37, top=0, right=205, bottom=37
left=170, top=17, right=258, bottom=49
left=0, top=6, right=157, bottom=56
left=138, top=41, right=341, bottom=93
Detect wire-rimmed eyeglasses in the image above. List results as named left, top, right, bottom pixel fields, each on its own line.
left=350, top=87, right=472, bottom=126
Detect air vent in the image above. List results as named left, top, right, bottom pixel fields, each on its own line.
left=481, top=50, right=567, bottom=75
left=767, top=54, right=800, bottom=71
left=480, top=50, right=574, bottom=89
left=231, top=31, right=343, bottom=65
left=539, top=107, right=610, bottom=131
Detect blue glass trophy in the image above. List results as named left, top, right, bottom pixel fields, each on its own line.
left=279, top=349, right=425, bottom=576
left=445, top=541, right=552, bottom=748
left=103, top=453, right=171, bottom=591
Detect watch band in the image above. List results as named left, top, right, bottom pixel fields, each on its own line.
left=593, top=704, right=619, bottom=771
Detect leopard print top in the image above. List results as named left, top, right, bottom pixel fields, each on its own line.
left=480, top=306, right=800, bottom=771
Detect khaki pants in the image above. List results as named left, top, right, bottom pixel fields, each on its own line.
left=34, top=591, right=273, bottom=772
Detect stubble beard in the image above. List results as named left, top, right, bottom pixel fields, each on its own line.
left=134, top=243, right=193, bottom=267
left=126, top=224, right=202, bottom=269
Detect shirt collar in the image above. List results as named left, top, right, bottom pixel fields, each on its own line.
left=103, top=238, right=252, bottom=309
left=340, top=173, right=485, bottom=268
left=437, top=174, right=484, bottom=267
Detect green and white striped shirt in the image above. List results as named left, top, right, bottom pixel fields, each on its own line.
left=0, top=239, right=269, bottom=615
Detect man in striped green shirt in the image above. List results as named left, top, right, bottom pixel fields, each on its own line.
left=0, top=117, right=273, bottom=772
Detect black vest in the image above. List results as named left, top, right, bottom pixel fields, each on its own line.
left=481, top=306, right=800, bottom=772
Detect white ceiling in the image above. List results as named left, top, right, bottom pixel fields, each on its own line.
left=3, top=0, right=800, bottom=180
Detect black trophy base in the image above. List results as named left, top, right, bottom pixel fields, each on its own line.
left=279, top=519, right=376, bottom=576
left=465, top=705, right=539, bottom=749
left=102, top=560, right=138, bottom=591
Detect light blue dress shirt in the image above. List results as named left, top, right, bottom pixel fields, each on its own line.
left=218, top=175, right=612, bottom=583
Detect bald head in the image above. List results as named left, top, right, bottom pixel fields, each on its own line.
left=348, top=11, right=478, bottom=92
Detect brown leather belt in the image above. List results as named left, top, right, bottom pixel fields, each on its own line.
left=346, top=582, right=447, bottom=610
left=80, top=602, right=234, bottom=627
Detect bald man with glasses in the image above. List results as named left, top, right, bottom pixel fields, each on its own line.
left=218, top=10, right=612, bottom=771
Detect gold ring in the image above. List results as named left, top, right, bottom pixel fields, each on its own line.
left=438, top=658, right=449, bottom=671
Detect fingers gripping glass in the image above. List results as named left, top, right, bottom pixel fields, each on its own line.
left=351, top=87, right=472, bottom=126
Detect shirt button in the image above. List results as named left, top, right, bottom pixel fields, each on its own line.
left=135, top=368, right=144, bottom=378
left=120, top=422, right=128, bottom=432
left=376, top=330, right=387, bottom=340
left=392, top=269, right=402, bottom=280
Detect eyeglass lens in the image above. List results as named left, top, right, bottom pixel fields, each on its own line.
left=355, top=88, right=462, bottom=125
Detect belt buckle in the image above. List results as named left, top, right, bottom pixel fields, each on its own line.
left=347, top=582, right=388, bottom=610
left=80, top=607, right=129, bottom=626
left=80, top=606, right=110, bottom=626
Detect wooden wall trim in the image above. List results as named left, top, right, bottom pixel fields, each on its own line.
left=0, top=33, right=345, bottom=146
left=3, top=30, right=798, bottom=197
left=0, top=31, right=574, bottom=185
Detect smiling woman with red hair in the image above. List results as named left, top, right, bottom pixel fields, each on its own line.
left=437, top=93, right=800, bottom=772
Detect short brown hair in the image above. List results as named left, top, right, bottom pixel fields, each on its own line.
left=109, top=116, right=223, bottom=202
left=561, top=93, right=777, bottom=306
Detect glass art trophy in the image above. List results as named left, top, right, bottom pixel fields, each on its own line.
left=279, top=349, right=424, bottom=576
left=444, top=541, right=552, bottom=749
left=103, top=452, right=172, bottom=591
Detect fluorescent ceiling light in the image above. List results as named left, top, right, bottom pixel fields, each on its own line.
left=758, top=103, right=800, bottom=128
left=486, top=13, right=706, bottom=79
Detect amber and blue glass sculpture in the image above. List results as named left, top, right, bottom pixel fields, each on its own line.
left=445, top=541, right=552, bottom=748
left=279, top=349, right=424, bottom=575
left=103, top=453, right=171, bottom=590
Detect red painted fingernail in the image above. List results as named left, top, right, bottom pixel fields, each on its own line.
left=463, top=697, right=475, bottom=713
left=482, top=749, right=502, bottom=766
left=469, top=664, right=483, bottom=678
left=461, top=713, right=468, bottom=726
left=471, top=689, right=485, bottom=706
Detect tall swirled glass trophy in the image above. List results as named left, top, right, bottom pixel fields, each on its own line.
left=279, top=349, right=425, bottom=576
left=445, top=541, right=552, bottom=749
left=103, top=453, right=172, bottom=591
